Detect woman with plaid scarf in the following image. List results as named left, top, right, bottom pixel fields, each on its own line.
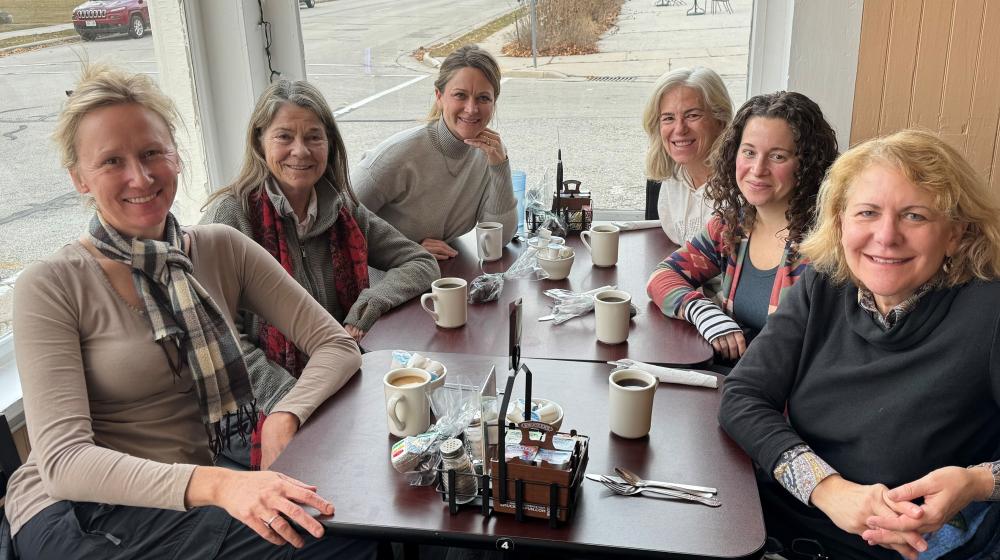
left=6, top=64, right=376, bottom=559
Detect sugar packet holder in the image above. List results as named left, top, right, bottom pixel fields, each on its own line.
left=390, top=350, right=446, bottom=380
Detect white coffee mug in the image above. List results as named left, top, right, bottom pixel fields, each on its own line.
left=579, top=224, right=620, bottom=267
left=608, top=369, right=658, bottom=438
left=384, top=368, right=432, bottom=437
left=594, top=289, right=631, bottom=344
left=420, top=277, right=468, bottom=328
left=476, top=221, right=504, bottom=262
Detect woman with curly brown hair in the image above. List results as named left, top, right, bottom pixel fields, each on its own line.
left=646, top=91, right=838, bottom=362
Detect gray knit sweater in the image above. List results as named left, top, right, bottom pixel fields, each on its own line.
left=352, top=117, right=518, bottom=246
left=202, top=178, right=439, bottom=412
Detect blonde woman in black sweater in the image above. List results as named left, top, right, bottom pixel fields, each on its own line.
left=720, top=130, right=1000, bottom=559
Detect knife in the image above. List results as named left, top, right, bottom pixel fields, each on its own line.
left=585, top=474, right=717, bottom=496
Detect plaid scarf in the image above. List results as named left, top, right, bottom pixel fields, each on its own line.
left=87, top=212, right=255, bottom=454
left=247, top=186, right=369, bottom=469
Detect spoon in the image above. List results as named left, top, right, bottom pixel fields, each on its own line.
left=596, top=476, right=721, bottom=507
left=615, top=466, right=717, bottom=496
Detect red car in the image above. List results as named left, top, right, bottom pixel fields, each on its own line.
left=72, top=0, right=150, bottom=41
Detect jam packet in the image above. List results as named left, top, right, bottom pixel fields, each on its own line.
left=536, top=449, right=572, bottom=468
left=505, top=443, right=539, bottom=463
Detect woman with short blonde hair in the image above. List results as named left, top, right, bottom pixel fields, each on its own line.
left=800, top=129, right=1000, bottom=285
left=641, top=66, right=733, bottom=244
left=720, top=129, right=1000, bottom=559
left=9, top=63, right=375, bottom=559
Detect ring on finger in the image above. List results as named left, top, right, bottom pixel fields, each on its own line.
left=264, top=513, right=279, bottom=528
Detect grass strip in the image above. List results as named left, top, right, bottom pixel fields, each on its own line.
left=0, top=0, right=80, bottom=28
left=414, top=6, right=527, bottom=61
left=0, top=28, right=78, bottom=50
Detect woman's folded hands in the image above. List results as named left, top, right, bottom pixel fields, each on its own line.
left=861, top=466, right=993, bottom=552
left=810, top=474, right=926, bottom=559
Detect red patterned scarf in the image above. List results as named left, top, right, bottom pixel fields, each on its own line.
left=248, top=186, right=369, bottom=469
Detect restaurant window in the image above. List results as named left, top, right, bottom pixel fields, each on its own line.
left=300, top=0, right=752, bottom=216
left=0, top=0, right=753, bottom=342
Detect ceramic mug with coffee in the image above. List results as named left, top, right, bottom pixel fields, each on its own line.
left=420, top=277, right=468, bottom=328
left=384, top=367, right=432, bottom=437
left=579, top=224, right=620, bottom=267
left=476, top=221, right=504, bottom=262
left=608, top=368, right=658, bottom=438
left=594, top=289, right=631, bottom=344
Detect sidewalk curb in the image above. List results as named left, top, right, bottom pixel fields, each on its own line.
left=0, top=35, right=79, bottom=55
left=421, top=52, right=570, bottom=80
left=423, top=54, right=441, bottom=68
left=504, top=69, right=570, bottom=80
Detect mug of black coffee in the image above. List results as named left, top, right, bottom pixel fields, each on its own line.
left=608, top=369, right=658, bottom=438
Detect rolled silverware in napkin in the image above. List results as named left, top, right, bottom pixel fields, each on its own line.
left=607, top=359, right=718, bottom=389
left=611, top=220, right=662, bottom=231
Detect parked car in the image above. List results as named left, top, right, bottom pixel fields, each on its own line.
left=72, top=0, right=150, bottom=41
left=300, top=0, right=316, bottom=7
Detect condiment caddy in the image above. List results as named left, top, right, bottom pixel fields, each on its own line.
left=435, top=362, right=589, bottom=528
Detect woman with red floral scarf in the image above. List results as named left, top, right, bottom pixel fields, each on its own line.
left=203, top=80, right=438, bottom=471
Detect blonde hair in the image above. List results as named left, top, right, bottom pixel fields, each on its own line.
left=428, top=45, right=501, bottom=121
left=204, top=79, right=355, bottom=212
left=642, top=66, right=732, bottom=180
left=54, top=63, right=180, bottom=170
left=801, top=129, right=1000, bottom=286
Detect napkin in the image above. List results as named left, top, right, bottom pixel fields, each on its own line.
left=611, top=220, right=662, bottom=231
left=607, top=359, right=718, bottom=389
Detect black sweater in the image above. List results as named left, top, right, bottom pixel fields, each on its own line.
left=720, top=267, right=1000, bottom=491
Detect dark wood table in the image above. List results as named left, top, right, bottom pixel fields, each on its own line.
left=363, top=227, right=713, bottom=366
left=273, top=350, right=765, bottom=559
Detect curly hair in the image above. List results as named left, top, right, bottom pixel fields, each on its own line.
left=704, top=91, right=839, bottom=256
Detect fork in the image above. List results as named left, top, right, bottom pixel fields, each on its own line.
left=597, top=476, right=722, bottom=507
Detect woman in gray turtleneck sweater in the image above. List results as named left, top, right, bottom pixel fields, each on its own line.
left=352, top=45, right=517, bottom=260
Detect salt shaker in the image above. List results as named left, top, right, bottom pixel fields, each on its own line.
left=440, top=438, right=478, bottom=504
left=465, top=416, right=484, bottom=464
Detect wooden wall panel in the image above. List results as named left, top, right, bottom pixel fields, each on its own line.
left=909, top=0, right=952, bottom=129
left=938, top=0, right=985, bottom=153
left=851, top=0, right=1000, bottom=193
left=966, top=0, right=1000, bottom=181
left=851, top=0, right=893, bottom=143
left=878, top=1, right=922, bottom=133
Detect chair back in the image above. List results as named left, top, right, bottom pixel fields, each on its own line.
left=0, top=414, right=21, bottom=559
left=0, top=415, right=20, bottom=499
left=644, top=179, right=662, bottom=220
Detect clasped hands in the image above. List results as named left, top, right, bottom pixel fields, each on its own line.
left=812, top=467, right=990, bottom=560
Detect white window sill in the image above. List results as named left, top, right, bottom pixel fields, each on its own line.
left=0, top=333, right=24, bottom=431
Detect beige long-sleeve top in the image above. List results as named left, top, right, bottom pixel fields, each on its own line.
left=6, top=224, right=361, bottom=535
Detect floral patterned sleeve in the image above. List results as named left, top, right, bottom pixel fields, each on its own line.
left=773, top=444, right=839, bottom=506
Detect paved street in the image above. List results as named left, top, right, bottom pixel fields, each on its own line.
left=0, top=0, right=751, bottom=336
